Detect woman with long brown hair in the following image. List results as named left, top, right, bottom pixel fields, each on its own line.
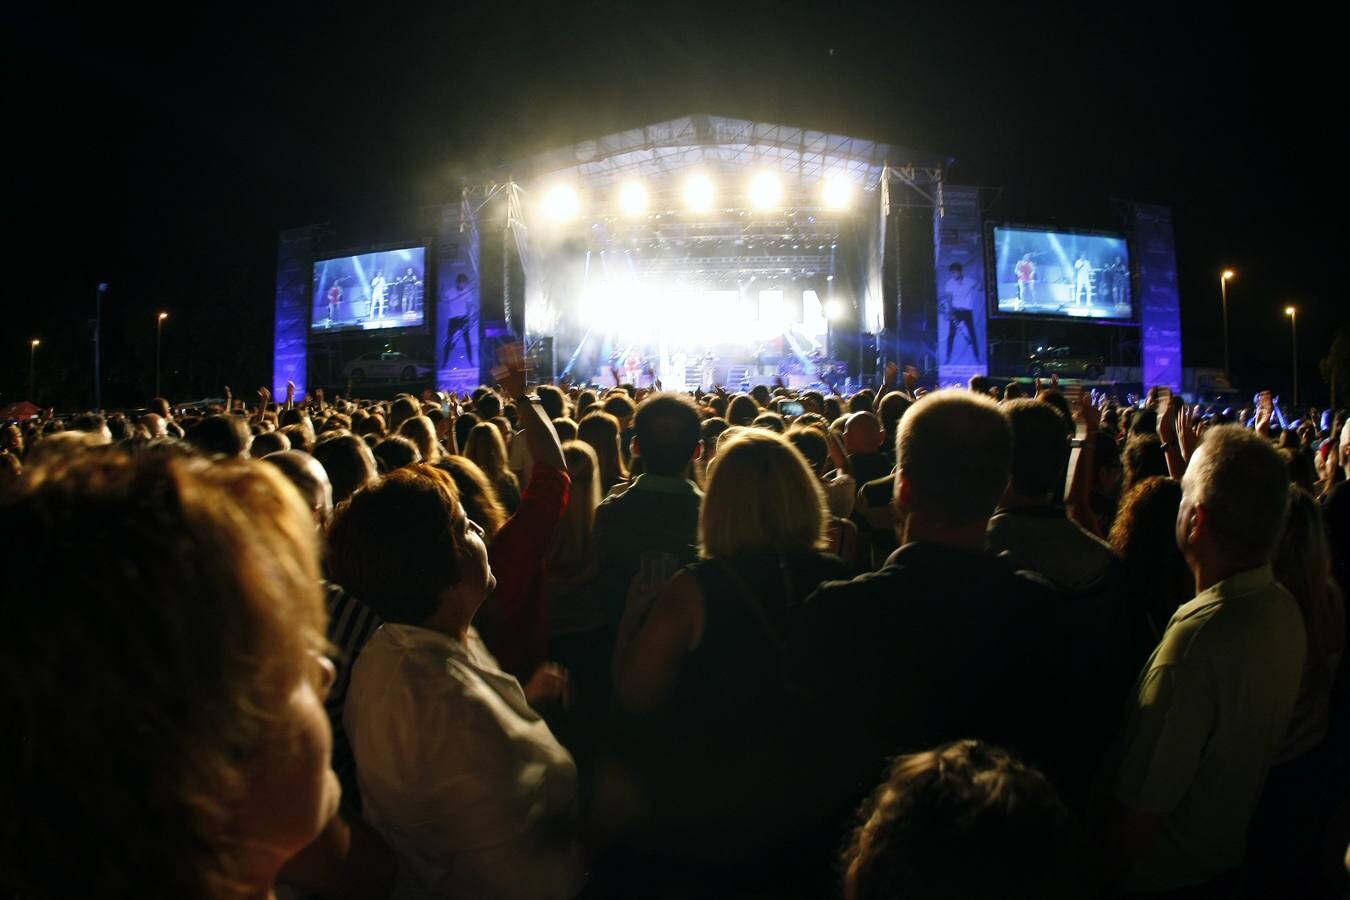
left=578, top=410, right=629, bottom=496
left=464, top=420, right=521, bottom=514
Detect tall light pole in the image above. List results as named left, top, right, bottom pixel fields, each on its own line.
left=1285, top=306, right=1298, bottom=408
left=29, top=339, right=40, bottom=399
left=1220, top=270, right=1235, bottom=385
left=156, top=312, right=168, bottom=398
left=94, top=282, right=108, bottom=410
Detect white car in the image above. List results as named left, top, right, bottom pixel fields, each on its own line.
left=343, top=352, right=433, bottom=383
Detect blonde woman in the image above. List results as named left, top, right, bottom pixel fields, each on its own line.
left=465, top=420, right=521, bottom=514
left=611, top=429, right=849, bottom=874
left=1, top=450, right=346, bottom=898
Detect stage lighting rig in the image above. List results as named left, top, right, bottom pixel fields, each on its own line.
left=822, top=175, right=853, bottom=211
left=683, top=174, right=715, bottom=212
left=541, top=185, right=580, bottom=221
left=618, top=181, right=648, bottom=216
left=748, top=172, right=782, bottom=209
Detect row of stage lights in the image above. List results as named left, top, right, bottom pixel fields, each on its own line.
left=538, top=173, right=857, bottom=221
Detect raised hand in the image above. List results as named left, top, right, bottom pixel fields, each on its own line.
left=1078, top=389, right=1101, bottom=435
left=1255, top=406, right=1273, bottom=438
left=884, top=360, right=899, bottom=384
left=1157, top=395, right=1180, bottom=444
left=257, top=385, right=271, bottom=404
left=1178, top=404, right=1202, bottom=461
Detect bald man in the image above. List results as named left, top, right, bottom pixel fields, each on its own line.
left=844, top=411, right=892, bottom=484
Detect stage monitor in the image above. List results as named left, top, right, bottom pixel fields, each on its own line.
left=990, top=225, right=1132, bottom=321
left=311, top=246, right=427, bottom=333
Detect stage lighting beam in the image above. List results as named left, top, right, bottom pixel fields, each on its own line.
left=822, top=175, right=853, bottom=211
left=541, top=185, right=580, bottom=221
left=618, top=181, right=647, bottom=216
left=748, top=172, right=782, bottom=210
left=683, top=174, right=715, bottom=213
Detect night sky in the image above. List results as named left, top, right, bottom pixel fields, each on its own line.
left=6, top=2, right=1337, bottom=408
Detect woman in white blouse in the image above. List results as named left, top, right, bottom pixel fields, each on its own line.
left=329, top=463, right=584, bottom=900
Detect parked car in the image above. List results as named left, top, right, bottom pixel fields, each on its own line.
left=1026, top=346, right=1104, bottom=381
left=342, top=352, right=433, bottom=383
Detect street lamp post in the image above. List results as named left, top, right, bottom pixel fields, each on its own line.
left=1285, top=306, right=1298, bottom=408
left=1220, top=270, right=1235, bottom=384
left=94, top=283, right=108, bottom=410
left=29, top=339, right=40, bottom=399
left=156, top=312, right=168, bottom=398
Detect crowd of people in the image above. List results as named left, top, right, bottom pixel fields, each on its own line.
left=2, top=360, right=1348, bottom=899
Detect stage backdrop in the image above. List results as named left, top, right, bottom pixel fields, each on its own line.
left=435, top=201, right=481, bottom=395
left=1133, top=203, right=1183, bottom=390
left=935, top=185, right=988, bottom=386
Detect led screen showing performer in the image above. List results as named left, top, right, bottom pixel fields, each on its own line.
left=991, top=225, right=1132, bottom=320
left=312, top=246, right=426, bottom=333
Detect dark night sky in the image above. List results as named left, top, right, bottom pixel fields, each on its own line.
left=6, top=1, right=1338, bottom=407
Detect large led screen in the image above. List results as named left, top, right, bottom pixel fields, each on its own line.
left=991, top=225, right=1131, bottom=320
left=312, top=246, right=426, bottom=333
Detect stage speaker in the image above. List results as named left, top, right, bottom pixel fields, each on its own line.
left=476, top=193, right=526, bottom=380
left=861, top=334, right=878, bottom=377
left=888, top=205, right=939, bottom=373
left=528, top=336, right=555, bottom=383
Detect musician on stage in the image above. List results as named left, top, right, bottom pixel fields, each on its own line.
left=398, top=267, right=420, bottom=313
left=325, top=279, right=343, bottom=323
left=369, top=272, right=388, bottom=319
left=1014, top=253, right=1036, bottom=304
left=1073, top=253, right=1093, bottom=306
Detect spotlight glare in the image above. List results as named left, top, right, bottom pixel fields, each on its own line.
left=618, top=181, right=647, bottom=216
left=824, top=299, right=846, bottom=320
left=683, top=174, right=715, bottom=213
left=748, top=172, right=782, bottom=209
left=541, top=185, right=580, bottom=221
left=1285, top=306, right=1296, bottom=316
left=822, top=175, right=854, bottom=211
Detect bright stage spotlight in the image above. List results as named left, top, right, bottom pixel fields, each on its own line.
left=541, top=185, right=580, bottom=221
left=824, top=299, right=846, bottom=320
left=822, top=175, right=854, bottom=211
left=683, top=174, right=715, bottom=213
left=748, top=172, right=782, bottom=209
left=618, top=181, right=647, bottom=216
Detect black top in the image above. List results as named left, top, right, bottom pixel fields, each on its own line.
left=675, top=550, right=851, bottom=729
left=848, top=450, right=894, bottom=485
left=592, top=477, right=702, bottom=631
left=789, top=542, right=1064, bottom=804
left=632, top=549, right=850, bottom=868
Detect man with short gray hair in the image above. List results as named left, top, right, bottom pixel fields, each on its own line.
left=791, top=390, right=1059, bottom=823
left=1111, top=425, right=1305, bottom=895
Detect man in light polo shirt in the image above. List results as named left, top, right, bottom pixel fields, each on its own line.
left=1110, top=426, right=1305, bottom=896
